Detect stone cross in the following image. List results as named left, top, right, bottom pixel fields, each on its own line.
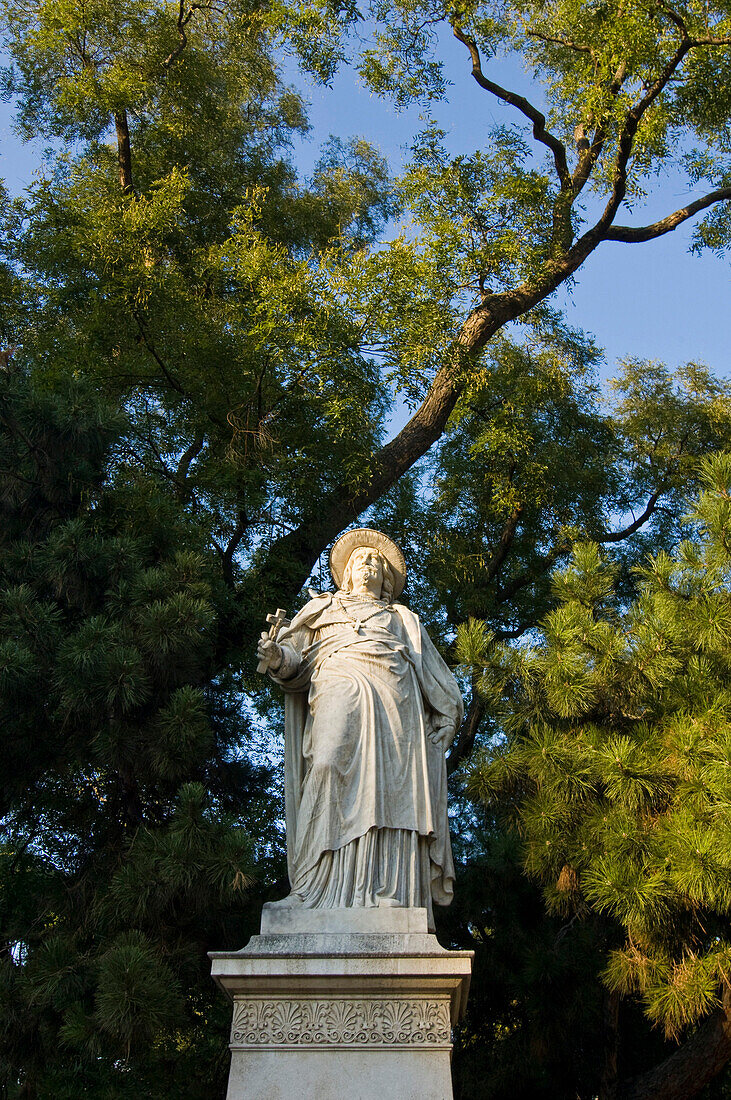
left=256, top=607, right=289, bottom=674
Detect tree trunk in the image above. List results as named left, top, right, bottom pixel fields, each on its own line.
left=257, top=230, right=608, bottom=612
left=447, top=691, right=485, bottom=775
left=616, top=985, right=731, bottom=1100
left=599, top=989, right=620, bottom=1099
left=114, top=109, right=134, bottom=193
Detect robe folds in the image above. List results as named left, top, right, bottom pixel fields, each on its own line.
left=271, top=592, right=464, bottom=922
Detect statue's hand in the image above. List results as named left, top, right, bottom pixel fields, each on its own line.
left=257, top=633, right=283, bottom=673
left=428, top=719, right=455, bottom=749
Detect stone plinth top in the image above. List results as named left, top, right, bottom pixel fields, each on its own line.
left=259, top=903, right=430, bottom=936
left=209, top=909, right=473, bottom=1026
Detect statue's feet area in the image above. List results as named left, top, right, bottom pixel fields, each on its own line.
left=258, top=904, right=432, bottom=937
left=263, top=894, right=304, bottom=911
left=265, top=895, right=406, bottom=911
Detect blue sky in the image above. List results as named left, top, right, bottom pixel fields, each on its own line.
left=1, top=30, right=728, bottom=384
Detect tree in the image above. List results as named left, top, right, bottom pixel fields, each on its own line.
left=0, top=0, right=398, bottom=655
left=1, top=0, right=731, bottom=1094
left=360, top=341, right=731, bottom=782
left=247, top=0, right=731, bottom=588
left=0, top=363, right=270, bottom=1098
left=460, top=454, right=731, bottom=1098
left=2, top=0, right=731, bottom=613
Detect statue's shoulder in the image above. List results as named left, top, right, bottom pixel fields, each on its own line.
left=289, top=591, right=333, bottom=628
left=391, top=602, right=421, bottom=632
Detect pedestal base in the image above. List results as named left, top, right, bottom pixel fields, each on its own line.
left=225, top=1048, right=453, bottom=1100
left=210, top=908, right=472, bottom=1100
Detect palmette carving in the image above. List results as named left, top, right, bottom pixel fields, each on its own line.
left=230, top=997, right=452, bottom=1048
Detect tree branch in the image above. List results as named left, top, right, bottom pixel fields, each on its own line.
left=220, top=509, right=250, bottom=588
left=175, top=434, right=204, bottom=481
left=141, top=430, right=179, bottom=486
left=571, top=60, right=628, bottom=195
left=594, top=39, right=693, bottom=234
left=175, top=434, right=204, bottom=501
left=243, top=30, right=729, bottom=617
left=527, top=29, right=592, bottom=53
left=133, top=314, right=185, bottom=394
left=537, top=38, right=694, bottom=276
left=447, top=687, right=485, bottom=775
left=495, top=622, right=532, bottom=641
left=604, top=187, right=731, bottom=242
left=161, top=0, right=226, bottom=70
left=492, top=546, right=565, bottom=607
left=598, top=489, right=663, bottom=543
left=452, top=26, right=570, bottom=186
left=162, top=0, right=195, bottom=69
left=600, top=989, right=621, bottom=1100
left=114, top=110, right=134, bottom=194
left=656, top=4, right=731, bottom=47
left=485, top=499, right=525, bottom=583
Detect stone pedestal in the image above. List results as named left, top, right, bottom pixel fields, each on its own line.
left=210, top=907, right=473, bottom=1100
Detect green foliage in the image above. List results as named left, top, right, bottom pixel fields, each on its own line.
left=399, top=121, right=558, bottom=292
left=414, top=350, right=731, bottom=640
left=467, top=456, right=731, bottom=1045
left=0, top=367, right=265, bottom=1097
left=1, top=0, right=731, bottom=1094
left=359, top=0, right=731, bottom=207
left=93, top=931, right=184, bottom=1050
left=0, top=0, right=401, bottom=584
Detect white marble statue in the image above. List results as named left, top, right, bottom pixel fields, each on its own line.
left=256, top=529, right=463, bottom=928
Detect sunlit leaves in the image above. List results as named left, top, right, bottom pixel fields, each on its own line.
left=400, top=122, right=558, bottom=292
left=2, top=0, right=294, bottom=143
left=0, top=0, right=406, bottom=573
left=582, top=857, right=674, bottom=929
left=360, top=0, right=449, bottom=107
left=356, top=0, right=731, bottom=223
left=604, top=945, right=731, bottom=1039
left=468, top=455, right=731, bottom=1035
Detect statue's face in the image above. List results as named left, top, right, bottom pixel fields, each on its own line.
left=348, top=547, right=384, bottom=596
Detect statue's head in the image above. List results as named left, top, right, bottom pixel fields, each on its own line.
left=341, top=546, right=396, bottom=602
left=329, top=528, right=406, bottom=600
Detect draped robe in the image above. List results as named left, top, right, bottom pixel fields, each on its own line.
left=270, top=592, right=463, bottom=925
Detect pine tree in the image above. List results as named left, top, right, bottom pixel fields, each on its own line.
left=0, top=363, right=268, bottom=1098
left=461, top=454, right=731, bottom=1098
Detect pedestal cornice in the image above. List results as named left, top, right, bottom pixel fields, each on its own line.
left=210, top=908, right=473, bottom=1099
